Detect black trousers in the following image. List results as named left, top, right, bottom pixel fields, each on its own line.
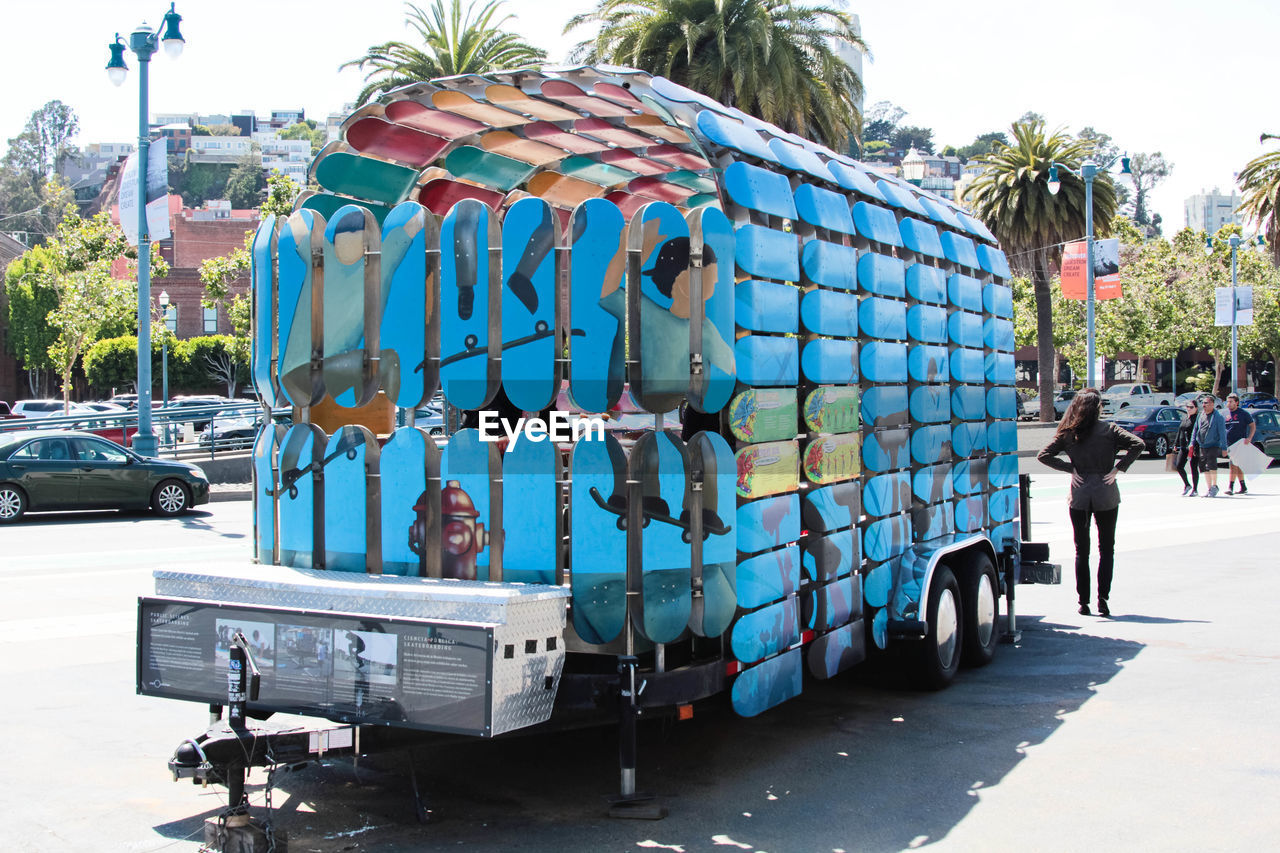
left=1175, top=446, right=1199, bottom=490
left=1069, top=507, right=1118, bottom=605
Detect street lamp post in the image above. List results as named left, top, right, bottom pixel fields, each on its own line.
left=1230, top=235, right=1240, bottom=394
left=105, top=3, right=184, bottom=458
left=158, top=290, right=171, bottom=448
left=1047, top=156, right=1130, bottom=390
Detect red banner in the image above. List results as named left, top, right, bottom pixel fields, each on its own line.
left=1061, top=239, right=1122, bottom=300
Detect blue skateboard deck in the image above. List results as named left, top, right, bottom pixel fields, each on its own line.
left=859, top=296, right=907, bottom=340
left=501, top=197, right=561, bottom=413
left=860, top=341, right=908, bottom=383
left=989, top=454, right=1019, bottom=489
left=731, top=647, right=802, bottom=718
left=865, top=561, right=891, bottom=609
left=947, top=311, right=984, bottom=349
left=906, top=263, right=947, bottom=304
left=252, top=423, right=287, bottom=565
left=688, top=431, right=737, bottom=637
left=794, top=183, right=855, bottom=236
left=440, top=199, right=501, bottom=411
left=803, top=386, right=860, bottom=434
left=851, top=202, right=904, bottom=249
left=736, top=280, right=799, bottom=334
left=907, top=304, right=948, bottom=344
left=323, top=425, right=379, bottom=572
left=628, top=431, right=693, bottom=644
left=440, top=429, right=502, bottom=581
left=987, top=387, right=1018, bottom=420
left=950, top=348, right=985, bottom=384
left=948, top=273, right=984, bottom=313
left=986, top=352, right=1016, bottom=385
left=380, top=426, right=442, bottom=577
left=735, top=224, right=799, bottom=282
left=898, top=217, right=943, bottom=259
left=952, top=385, right=986, bottom=420
left=299, top=191, right=390, bottom=228
left=988, top=421, right=1018, bottom=454
left=913, top=463, right=955, bottom=505
left=695, top=110, right=775, bottom=162
left=952, top=422, right=987, bottom=458
left=800, top=239, right=857, bottom=291
left=958, top=210, right=998, bottom=243
left=990, top=488, right=1019, bottom=524
left=250, top=215, right=281, bottom=407
left=857, top=251, right=906, bottom=297
left=940, top=231, right=979, bottom=269
left=736, top=546, right=800, bottom=610
left=917, top=197, right=964, bottom=230
left=570, top=432, right=629, bottom=644
left=380, top=201, right=439, bottom=409
left=805, top=574, right=861, bottom=631
left=735, top=440, right=801, bottom=499
left=984, top=317, right=1016, bottom=352
left=729, top=387, right=798, bottom=444
left=768, top=140, right=834, bottom=184
left=801, top=339, right=858, bottom=385
left=952, top=459, right=988, bottom=496
left=277, top=210, right=324, bottom=408
left=826, top=158, right=885, bottom=201
left=801, top=289, right=858, bottom=337
left=861, top=427, right=910, bottom=472
left=807, top=619, right=866, bottom=680
left=629, top=202, right=692, bottom=414
left=977, top=244, right=1012, bottom=278
left=859, top=388, right=906, bottom=434
left=730, top=596, right=799, bottom=664
left=803, top=433, right=862, bottom=484
left=568, top=198, right=627, bottom=413
left=276, top=424, right=325, bottom=569
left=911, top=424, right=953, bottom=465
left=873, top=179, right=927, bottom=217
left=736, top=494, right=801, bottom=556
left=913, top=501, right=956, bottom=541
left=984, top=282, right=1014, bottom=318
left=910, top=385, right=952, bottom=423
left=502, top=433, right=561, bottom=586
left=955, top=495, right=988, bottom=533
left=864, top=514, right=911, bottom=564
left=801, top=528, right=859, bottom=581
left=863, top=471, right=912, bottom=517
left=735, top=335, right=799, bottom=387
left=686, top=205, right=737, bottom=414
left=322, top=205, right=381, bottom=408
left=802, top=479, right=860, bottom=533
left=722, top=161, right=796, bottom=220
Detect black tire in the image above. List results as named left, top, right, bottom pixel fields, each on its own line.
left=910, top=565, right=963, bottom=690
left=0, top=484, right=26, bottom=523
left=152, top=479, right=191, bottom=516
left=1153, top=435, right=1169, bottom=457
left=961, top=555, right=1000, bottom=668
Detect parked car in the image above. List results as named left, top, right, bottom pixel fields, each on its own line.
left=198, top=409, right=271, bottom=449
left=1175, top=392, right=1225, bottom=411
left=1108, top=405, right=1184, bottom=457
left=79, top=402, right=128, bottom=414
left=413, top=406, right=446, bottom=436
left=161, top=396, right=234, bottom=431
left=65, top=419, right=139, bottom=447
left=0, top=402, right=20, bottom=420
left=10, top=400, right=93, bottom=419
left=0, top=429, right=210, bottom=522
left=1101, top=383, right=1173, bottom=415
left=1238, top=391, right=1278, bottom=410
left=1023, top=389, right=1076, bottom=420
left=1247, top=408, right=1280, bottom=464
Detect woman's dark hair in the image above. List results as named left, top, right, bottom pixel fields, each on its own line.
left=1056, top=387, right=1101, bottom=440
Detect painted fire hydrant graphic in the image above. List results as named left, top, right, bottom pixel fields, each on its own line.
left=411, top=480, right=487, bottom=580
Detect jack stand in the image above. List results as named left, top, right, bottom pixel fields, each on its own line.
left=607, top=655, right=666, bottom=820
left=407, top=749, right=433, bottom=825
left=1000, top=546, right=1021, bottom=645
left=203, top=761, right=288, bottom=852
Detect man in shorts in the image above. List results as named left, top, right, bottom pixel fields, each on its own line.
left=1188, top=396, right=1227, bottom=497
left=1223, top=393, right=1257, bottom=495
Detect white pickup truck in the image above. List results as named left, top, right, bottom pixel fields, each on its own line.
left=1101, top=383, right=1173, bottom=414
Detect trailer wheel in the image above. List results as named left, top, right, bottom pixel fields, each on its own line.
left=961, top=554, right=1000, bottom=668
left=910, top=565, right=962, bottom=690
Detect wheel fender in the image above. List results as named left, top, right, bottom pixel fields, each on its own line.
left=891, top=535, right=998, bottom=641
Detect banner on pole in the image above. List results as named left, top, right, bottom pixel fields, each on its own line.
left=1061, top=238, right=1121, bottom=300
left=1215, top=286, right=1253, bottom=326
left=119, top=138, right=171, bottom=247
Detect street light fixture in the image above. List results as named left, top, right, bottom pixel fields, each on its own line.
left=104, top=3, right=184, bottom=458
left=1046, top=155, right=1132, bottom=389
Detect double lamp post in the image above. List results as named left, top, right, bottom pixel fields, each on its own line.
left=105, top=3, right=184, bottom=457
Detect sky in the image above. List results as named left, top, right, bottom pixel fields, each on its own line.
left=3, top=0, right=1277, bottom=234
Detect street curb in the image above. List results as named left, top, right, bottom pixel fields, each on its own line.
left=209, top=488, right=251, bottom=502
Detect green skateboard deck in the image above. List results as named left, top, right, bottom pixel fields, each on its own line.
left=735, top=440, right=801, bottom=499
left=803, top=433, right=862, bottom=485
left=728, top=388, right=798, bottom=444
left=802, top=386, right=860, bottom=434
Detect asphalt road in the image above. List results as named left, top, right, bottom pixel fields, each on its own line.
left=2, top=457, right=1277, bottom=852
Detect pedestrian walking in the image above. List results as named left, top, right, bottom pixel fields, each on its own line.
left=1188, top=396, right=1228, bottom=497
left=1173, top=399, right=1201, bottom=495
left=1223, top=393, right=1256, bottom=495
left=1037, top=388, right=1145, bottom=617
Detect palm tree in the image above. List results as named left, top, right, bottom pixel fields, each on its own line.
left=564, top=0, right=867, bottom=151
left=341, top=0, right=547, bottom=106
left=966, top=119, right=1118, bottom=421
left=1237, top=140, right=1280, bottom=265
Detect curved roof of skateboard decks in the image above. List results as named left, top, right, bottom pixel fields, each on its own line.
left=298, top=66, right=992, bottom=244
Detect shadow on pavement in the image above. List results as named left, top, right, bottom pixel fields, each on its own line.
left=160, top=614, right=1142, bottom=852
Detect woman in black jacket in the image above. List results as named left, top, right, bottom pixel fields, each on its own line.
left=1037, top=389, right=1145, bottom=616
left=1173, top=399, right=1200, bottom=496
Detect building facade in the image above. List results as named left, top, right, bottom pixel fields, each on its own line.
left=1184, top=188, right=1243, bottom=233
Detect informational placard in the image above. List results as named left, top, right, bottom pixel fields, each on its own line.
left=118, top=138, right=170, bottom=246
left=1061, top=238, right=1121, bottom=300
left=137, top=598, right=493, bottom=736
left=1215, top=286, right=1253, bottom=326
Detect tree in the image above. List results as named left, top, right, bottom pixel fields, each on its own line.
left=1125, top=152, right=1172, bottom=234
left=0, top=101, right=81, bottom=242
left=342, top=0, right=547, bottom=107
left=967, top=118, right=1118, bottom=420
left=862, top=101, right=906, bottom=144
left=225, top=155, right=266, bottom=209
left=1237, top=141, right=1280, bottom=265
left=891, top=125, right=933, bottom=154
left=3, top=245, right=60, bottom=395
left=956, top=131, right=1007, bottom=163
left=566, top=0, right=868, bottom=151
left=279, top=120, right=328, bottom=156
